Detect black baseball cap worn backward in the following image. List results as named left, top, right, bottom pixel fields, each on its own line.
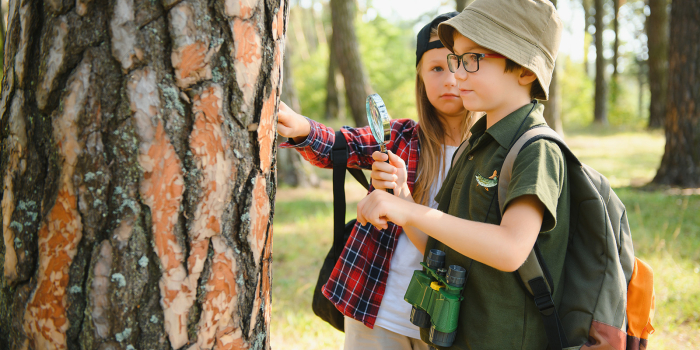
left=437, top=0, right=563, bottom=100
left=416, top=11, right=460, bottom=67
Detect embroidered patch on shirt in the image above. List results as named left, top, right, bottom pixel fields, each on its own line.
left=475, top=170, right=498, bottom=191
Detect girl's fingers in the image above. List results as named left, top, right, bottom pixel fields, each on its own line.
left=387, top=150, right=405, bottom=168
left=372, top=151, right=388, bottom=162
left=372, top=159, right=397, bottom=175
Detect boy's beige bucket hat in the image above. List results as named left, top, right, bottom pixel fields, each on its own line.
left=438, top=0, right=562, bottom=100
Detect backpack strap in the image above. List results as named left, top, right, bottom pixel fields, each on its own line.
left=332, top=131, right=369, bottom=258
left=497, top=126, right=580, bottom=350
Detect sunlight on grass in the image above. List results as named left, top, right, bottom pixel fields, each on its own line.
left=272, top=127, right=699, bottom=349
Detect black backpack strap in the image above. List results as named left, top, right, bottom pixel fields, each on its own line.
left=332, top=131, right=350, bottom=259
left=331, top=131, right=369, bottom=259
left=497, top=126, right=577, bottom=350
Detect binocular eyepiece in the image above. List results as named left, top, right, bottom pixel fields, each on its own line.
left=405, top=249, right=466, bottom=347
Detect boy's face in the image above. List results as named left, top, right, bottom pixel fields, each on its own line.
left=451, top=33, right=529, bottom=114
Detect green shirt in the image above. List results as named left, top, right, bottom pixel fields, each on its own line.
left=423, top=103, right=570, bottom=350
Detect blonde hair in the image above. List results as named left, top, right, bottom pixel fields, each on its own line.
left=413, top=31, right=477, bottom=206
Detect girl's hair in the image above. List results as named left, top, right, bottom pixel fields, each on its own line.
left=412, top=28, right=476, bottom=206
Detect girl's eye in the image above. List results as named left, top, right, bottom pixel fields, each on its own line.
left=432, top=66, right=444, bottom=72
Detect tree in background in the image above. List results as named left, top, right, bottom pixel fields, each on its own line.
left=646, top=0, right=670, bottom=129
left=279, top=43, right=321, bottom=187
left=455, top=0, right=473, bottom=11
left=0, top=0, right=285, bottom=348
left=325, top=26, right=345, bottom=120
left=544, top=0, right=564, bottom=135
left=593, top=0, right=608, bottom=124
left=652, top=0, right=700, bottom=187
left=331, top=0, right=372, bottom=126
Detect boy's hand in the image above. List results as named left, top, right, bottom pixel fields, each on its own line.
left=371, top=151, right=412, bottom=201
left=277, top=101, right=311, bottom=143
left=357, top=190, right=413, bottom=230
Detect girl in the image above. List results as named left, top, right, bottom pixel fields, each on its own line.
left=277, top=12, right=478, bottom=350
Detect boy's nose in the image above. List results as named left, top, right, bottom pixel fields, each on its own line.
left=454, top=68, right=469, bottom=82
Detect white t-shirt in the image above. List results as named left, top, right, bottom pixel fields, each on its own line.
left=374, top=145, right=458, bottom=338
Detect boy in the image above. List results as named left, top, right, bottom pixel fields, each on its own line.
left=358, top=0, right=568, bottom=348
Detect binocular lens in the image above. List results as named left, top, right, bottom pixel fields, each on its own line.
left=447, top=265, right=467, bottom=287
left=410, top=306, right=431, bottom=328
left=427, top=249, right=446, bottom=270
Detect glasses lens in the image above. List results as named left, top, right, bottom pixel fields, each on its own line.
left=447, top=55, right=459, bottom=73
left=465, top=54, right=479, bottom=72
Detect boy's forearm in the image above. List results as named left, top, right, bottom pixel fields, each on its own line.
left=403, top=196, right=543, bottom=272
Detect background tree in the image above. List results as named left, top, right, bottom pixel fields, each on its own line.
left=0, top=0, right=287, bottom=348
left=652, top=0, right=700, bottom=187
left=593, top=0, right=608, bottom=124
left=646, top=0, right=670, bottom=129
left=278, top=42, right=320, bottom=188
left=324, top=27, right=344, bottom=121
left=544, top=0, right=563, bottom=135
left=330, top=0, right=372, bottom=126
left=455, top=0, right=473, bottom=11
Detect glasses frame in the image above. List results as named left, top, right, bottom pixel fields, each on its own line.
left=447, top=52, right=507, bottom=73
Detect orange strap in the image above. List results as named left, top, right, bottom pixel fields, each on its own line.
left=626, top=258, right=655, bottom=339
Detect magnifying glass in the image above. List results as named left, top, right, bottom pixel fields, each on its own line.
left=366, top=93, right=393, bottom=195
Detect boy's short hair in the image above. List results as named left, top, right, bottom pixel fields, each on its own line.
left=438, top=0, right=562, bottom=100
left=504, top=60, right=546, bottom=100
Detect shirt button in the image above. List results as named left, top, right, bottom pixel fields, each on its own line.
left=468, top=154, right=474, bottom=160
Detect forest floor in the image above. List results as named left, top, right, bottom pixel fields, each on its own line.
left=270, top=126, right=700, bottom=350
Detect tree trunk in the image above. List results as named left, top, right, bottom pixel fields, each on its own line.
left=324, top=27, right=342, bottom=121
left=455, top=0, right=472, bottom=11
left=330, top=0, right=371, bottom=127
left=593, top=0, right=608, bottom=124
left=278, top=43, right=319, bottom=188
left=543, top=0, right=564, bottom=136
left=0, top=0, right=287, bottom=349
left=646, top=0, right=670, bottom=129
left=612, top=0, right=620, bottom=79
left=582, top=0, right=593, bottom=77
left=652, top=0, right=700, bottom=187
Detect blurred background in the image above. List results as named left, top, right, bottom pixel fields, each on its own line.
left=273, top=0, right=699, bottom=349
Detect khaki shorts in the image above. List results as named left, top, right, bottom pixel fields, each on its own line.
left=343, top=316, right=430, bottom=350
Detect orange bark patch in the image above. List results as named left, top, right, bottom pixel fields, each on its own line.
left=140, top=121, right=185, bottom=271
left=249, top=174, right=269, bottom=267
left=188, top=236, right=239, bottom=350
left=257, top=91, right=276, bottom=174
left=233, top=19, right=261, bottom=66
left=273, top=0, right=285, bottom=40
left=190, top=86, right=231, bottom=241
left=24, top=188, right=82, bottom=350
left=173, top=41, right=212, bottom=89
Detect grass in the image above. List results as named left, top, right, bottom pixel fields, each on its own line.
left=270, top=126, right=700, bottom=349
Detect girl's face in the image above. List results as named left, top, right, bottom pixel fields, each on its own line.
left=419, top=40, right=465, bottom=119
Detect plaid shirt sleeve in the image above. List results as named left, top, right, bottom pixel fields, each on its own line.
left=279, top=117, right=417, bottom=171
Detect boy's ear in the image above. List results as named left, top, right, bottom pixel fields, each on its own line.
left=518, top=68, right=537, bottom=86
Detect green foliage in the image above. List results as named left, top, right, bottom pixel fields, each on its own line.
left=356, top=16, right=417, bottom=121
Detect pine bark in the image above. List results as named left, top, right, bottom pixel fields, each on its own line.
left=652, top=0, right=700, bottom=187
left=0, top=0, right=287, bottom=349
left=330, top=0, right=370, bottom=127
left=646, top=0, right=669, bottom=129
left=593, top=0, right=608, bottom=124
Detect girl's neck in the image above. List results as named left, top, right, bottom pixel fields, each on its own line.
left=437, top=110, right=465, bottom=147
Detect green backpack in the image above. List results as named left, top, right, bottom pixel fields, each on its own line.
left=496, top=126, right=655, bottom=350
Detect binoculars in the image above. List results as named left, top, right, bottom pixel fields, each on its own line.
left=404, top=249, right=466, bottom=347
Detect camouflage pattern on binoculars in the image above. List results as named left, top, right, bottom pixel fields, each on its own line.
left=404, top=249, right=466, bottom=347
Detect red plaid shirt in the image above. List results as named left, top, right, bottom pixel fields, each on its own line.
left=280, top=117, right=420, bottom=328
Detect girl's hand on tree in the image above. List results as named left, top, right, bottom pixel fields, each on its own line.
left=371, top=151, right=412, bottom=201
left=277, top=101, right=311, bottom=143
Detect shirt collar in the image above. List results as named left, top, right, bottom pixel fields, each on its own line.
left=485, top=102, right=547, bottom=149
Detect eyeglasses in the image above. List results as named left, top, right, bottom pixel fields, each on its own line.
left=447, top=52, right=507, bottom=73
